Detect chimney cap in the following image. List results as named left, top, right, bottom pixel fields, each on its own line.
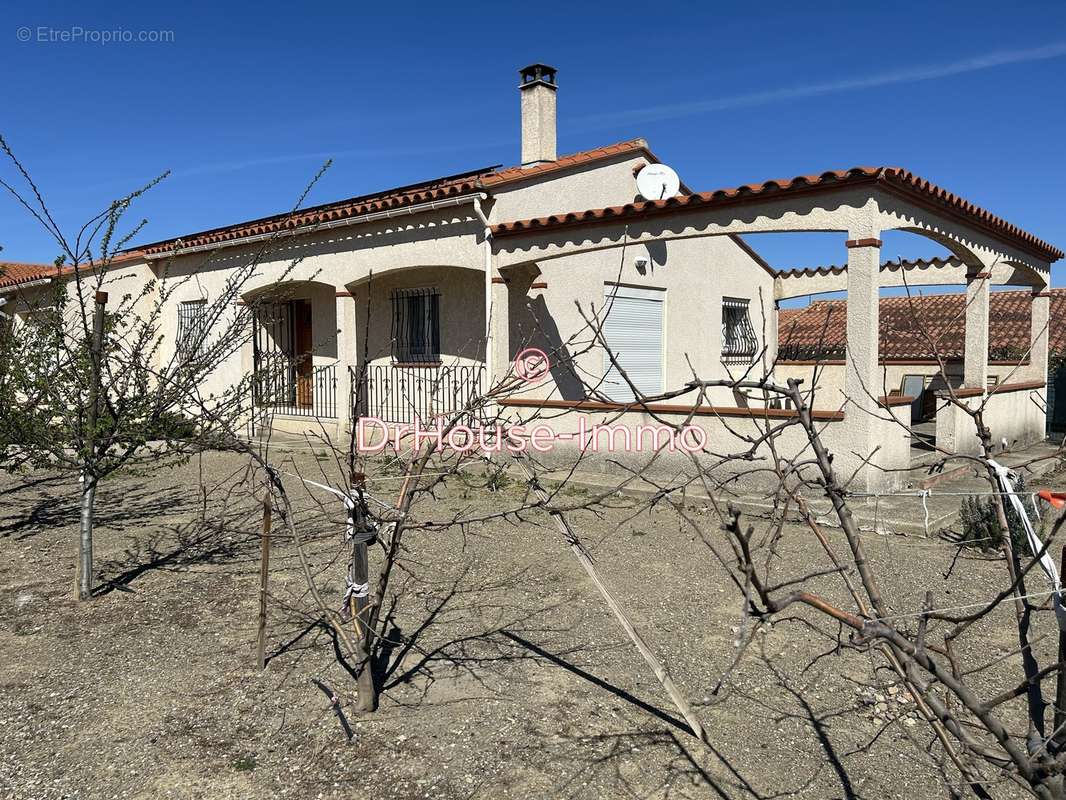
left=519, top=63, right=557, bottom=90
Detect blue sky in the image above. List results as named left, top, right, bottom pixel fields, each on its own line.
left=2, top=0, right=1065, bottom=299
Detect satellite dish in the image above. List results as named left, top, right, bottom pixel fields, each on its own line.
left=636, top=163, right=681, bottom=201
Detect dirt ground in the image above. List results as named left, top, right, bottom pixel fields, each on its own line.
left=0, top=449, right=1058, bottom=799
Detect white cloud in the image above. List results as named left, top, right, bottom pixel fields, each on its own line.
left=577, top=41, right=1066, bottom=127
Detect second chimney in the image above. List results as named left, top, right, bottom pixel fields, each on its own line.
left=519, top=64, right=557, bottom=166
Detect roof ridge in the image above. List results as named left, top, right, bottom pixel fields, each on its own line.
left=135, top=139, right=652, bottom=257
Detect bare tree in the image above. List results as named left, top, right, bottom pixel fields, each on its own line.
left=6, top=137, right=1064, bottom=799
left=0, top=136, right=330, bottom=599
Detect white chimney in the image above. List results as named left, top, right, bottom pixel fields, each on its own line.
left=519, top=64, right=557, bottom=167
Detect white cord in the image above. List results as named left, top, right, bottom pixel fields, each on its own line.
left=281, top=471, right=393, bottom=511
left=988, top=458, right=1066, bottom=632
left=343, top=578, right=369, bottom=600
left=920, top=489, right=930, bottom=537
left=871, top=589, right=1054, bottom=624
left=851, top=489, right=1052, bottom=499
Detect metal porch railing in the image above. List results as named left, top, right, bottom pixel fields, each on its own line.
left=254, top=359, right=337, bottom=419
left=352, top=363, right=484, bottom=425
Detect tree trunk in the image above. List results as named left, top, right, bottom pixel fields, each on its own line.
left=75, top=477, right=96, bottom=600
left=75, top=291, right=107, bottom=602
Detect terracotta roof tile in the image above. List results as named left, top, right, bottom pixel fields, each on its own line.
left=492, top=166, right=1063, bottom=263
left=777, top=255, right=963, bottom=279
left=0, top=262, right=61, bottom=289
left=482, top=139, right=652, bottom=187
left=0, top=252, right=146, bottom=290
left=777, top=288, right=1066, bottom=361
left=137, top=139, right=652, bottom=256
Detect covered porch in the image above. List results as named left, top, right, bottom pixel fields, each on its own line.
left=489, top=166, right=1063, bottom=490
left=245, top=281, right=341, bottom=423
left=243, top=265, right=489, bottom=434
left=776, top=251, right=1053, bottom=461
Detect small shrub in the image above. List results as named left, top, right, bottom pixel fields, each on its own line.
left=486, top=468, right=512, bottom=492
left=958, top=475, right=1037, bottom=556
left=152, top=410, right=198, bottom=440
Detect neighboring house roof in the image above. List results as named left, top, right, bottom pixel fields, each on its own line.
left=134, top=139, right=655, bottom=257
left=491, top=166, right=1064, bottom=263
left=777, top=288, right=1066, bottom=361
left=0, top=261, right=62, bottom=289
left=0, top=253, right=147, bottom=291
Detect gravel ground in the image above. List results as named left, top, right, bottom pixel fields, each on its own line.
left=0, top=450, right=1057, bottom=799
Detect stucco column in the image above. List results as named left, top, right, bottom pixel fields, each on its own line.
left=490, top=275, right=510, bottom=387
left=765, top=297, right=779, bottom=375
left=1031, top=288, right=1051, bottom=384
left=844, top=236, right=882, bottom=413
left=963, top=270, right=990, bottom=389
left=237, top=299, right=256, bottom=432
left=844, top=235, right=882, bottom=488
left=335, top=291, right=356, bottom=434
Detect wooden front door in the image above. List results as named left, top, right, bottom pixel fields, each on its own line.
left=293, top=299, right=313, bottom=407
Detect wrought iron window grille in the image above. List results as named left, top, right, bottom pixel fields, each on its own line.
left=391, top=287, right=441, bottom=363
left=722, top=297, right=758, bottom=364
left=176, top=299, right=208, bottom=360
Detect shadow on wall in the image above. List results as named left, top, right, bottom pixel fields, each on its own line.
left=646, top=240, right=667, bottom=269
left=511, top=291, right=585, bottom=401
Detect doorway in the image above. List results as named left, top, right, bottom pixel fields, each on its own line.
left=292, top=299, right=313, bottom=407
left=253, top=298, right=314, bottom=409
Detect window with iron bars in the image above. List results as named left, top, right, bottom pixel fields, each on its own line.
left=721, top=297, right=758, bottom=364
left=176, top=300, right=208, bottom=360
left=391, top=288, right=440, bottom=363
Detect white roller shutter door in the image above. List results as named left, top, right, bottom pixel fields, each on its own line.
left=601, top=285, right=664, bottom=402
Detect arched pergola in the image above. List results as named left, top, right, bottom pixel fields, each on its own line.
left=487, top=167, right=1062, bottom=487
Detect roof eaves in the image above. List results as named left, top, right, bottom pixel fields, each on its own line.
left=776, top=255, right=964, bottom=278
left=492, top=166, right=1063, bottom=264
left=135, top=172, right=494, bottom=256
left=0, top=251, right=148, bottom=290
left=135, top=140, right=655, bottom=258
left=491, top=168, right=884, bottom=237
left=873, top=169, right=1063, bottom=262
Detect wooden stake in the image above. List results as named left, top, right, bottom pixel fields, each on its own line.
left=349, top=477, right=377, bottom=712
left=512, top=453, right=709, bottom=744
left=257, top=491, right=272, bottom=670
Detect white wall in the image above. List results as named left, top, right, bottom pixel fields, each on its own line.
left=493, top=400, right=910, bottom=492
left=500, top=234, right=776, bottom=406
left=351, top=266, right=487, bottom=368
left=775, top=360, right=1038, bottom=410
left=489, top=153, right=650, bottom=222
left=936, top=385, right=1047, bottom=456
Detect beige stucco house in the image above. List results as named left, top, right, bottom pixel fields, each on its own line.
left=1, top=64, right=1061, bottom=491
